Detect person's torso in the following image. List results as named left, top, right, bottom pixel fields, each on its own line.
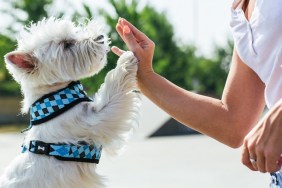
left=230, top=0, right=282, bottom=108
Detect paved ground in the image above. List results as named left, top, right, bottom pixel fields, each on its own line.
left=0, top=97, right=273, bottom=187
left=0, top=133, right=270, bottom=188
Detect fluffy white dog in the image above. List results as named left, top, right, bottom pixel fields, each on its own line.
left=1, top=17, right=141, bottom=188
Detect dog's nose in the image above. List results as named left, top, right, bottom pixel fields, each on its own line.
left=94, top=35, right=104, bottom=44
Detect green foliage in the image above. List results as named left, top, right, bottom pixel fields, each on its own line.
left=0, top=34, right=20, bottom=96
left=96, top=0, right=232, bottom=96
left=0, top=35, right=16, bottom=81
left=187, top=40, right=233, bottom=96
left=0, top=0, right=233, bottom=98
left=82, top=0, right=199, bottom=93
left=10, top=0, right=52, bottom=24
left=0, top=0, right=52, bottom=96
left=0, top=81, right=20, bottom=96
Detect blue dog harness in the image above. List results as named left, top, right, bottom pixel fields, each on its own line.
left=30, top=81, right=92, bottom=126
left=22, top=140, right=102, bottom=163
left=21, top=81, right=103, bottom=164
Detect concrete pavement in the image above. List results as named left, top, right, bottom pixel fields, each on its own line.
left=0, top=133, right=270, bottom=188
left=0, top=97, right=271, bottom=187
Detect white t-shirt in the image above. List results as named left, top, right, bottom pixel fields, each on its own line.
left=230, top=0, right=282, bottom=108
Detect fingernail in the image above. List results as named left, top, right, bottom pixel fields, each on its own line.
left=120, top=18, right=126, bottom=24
left=123, top=25, right=130, bottom=34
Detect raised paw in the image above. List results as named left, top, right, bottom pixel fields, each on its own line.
left=116, top=51, right=138, bottom=72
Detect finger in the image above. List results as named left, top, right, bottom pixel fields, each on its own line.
left=250, top=156, right=258, bottom=171
left=265, top=149, right=281, bottom=172
left=118, top=17, right=124, bottom=27
left=116, top=23, right=126, bottom=42
left=120, top=18, right=149, bottom=41
left=256, top=150, right=266, bottom=173
left=248, top=151, right=258, bottom=171
left=278, top=156, right=282, bottom=168
left=266, top=156, right=281, bottom=173
left=242, top=143, right=257, bottom=171
left=265, top=144, right=282, bottom=172
left=122, top=25, right=142, bottom=52
left=111, top=46, right=125, bottom=57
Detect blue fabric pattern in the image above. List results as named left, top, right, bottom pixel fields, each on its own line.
left=22, top=140, right=102, bottom=163
left=30, top=81, right=92, bottom=125
left=20, top=81, right=102, bottom=164
left=270, top=172, right=282, bottom=188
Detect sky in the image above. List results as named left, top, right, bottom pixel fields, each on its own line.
left=140, top=0, right=234, bottom=56
left=0, top=0, right=234, bottom=56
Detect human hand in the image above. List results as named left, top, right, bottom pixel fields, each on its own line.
left=242, top=100, right=282, bottom=173
left=111, top=18, right=155, bottom=78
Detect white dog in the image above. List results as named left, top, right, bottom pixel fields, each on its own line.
left=1, top=17, right=141, bottom=188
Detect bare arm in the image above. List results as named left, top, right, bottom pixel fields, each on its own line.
left=139, top=50, right=265, bottom=148
left=113, top=18, right=265, bottom=148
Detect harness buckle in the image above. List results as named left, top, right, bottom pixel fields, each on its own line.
left=29, top=140, right=50, bottom=155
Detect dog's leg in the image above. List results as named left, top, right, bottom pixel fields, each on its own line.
left=82, top=51, right=141, bottom=154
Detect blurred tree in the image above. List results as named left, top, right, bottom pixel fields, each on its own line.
left=0, top=0, right=232, bottom=98
left=0, top=0, right=53, bottom=96
left=187, top=40, right=233, bottom=96
left=81, top=0, right=200, bottom=93
left=0, top=34, right=19, bottom=96
left=94, top=0, right=232, bottom=96
left=8, top=0, right=52, bottom=25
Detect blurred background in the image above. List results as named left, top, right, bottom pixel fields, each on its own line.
left=0, top=0, right=270, bottom=187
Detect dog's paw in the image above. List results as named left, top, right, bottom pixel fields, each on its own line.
left=116, top=51, right=138, bottom=72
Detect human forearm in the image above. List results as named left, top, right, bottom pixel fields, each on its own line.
left=113, top=18, right=265, bottom=148
left=139, top=71, right=254, bottom=148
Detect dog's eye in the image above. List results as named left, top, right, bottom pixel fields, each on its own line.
left=63, top=40, right=75, bottom=49
left=94, top=35, right=104, bottom=44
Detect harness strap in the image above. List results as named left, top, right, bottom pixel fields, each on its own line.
left=22, top=140, right=102, bottom=164
left=30, top=81, right=92, bottom=126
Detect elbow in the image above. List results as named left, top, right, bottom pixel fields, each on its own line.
left=228, top=139, right=243, bottom=149
left=226, top=130, right=247, bottom=149
left=224, top=117, right=253, bottom=149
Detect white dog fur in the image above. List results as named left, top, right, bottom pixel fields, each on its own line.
left=0, top=17, right=141, bottom=188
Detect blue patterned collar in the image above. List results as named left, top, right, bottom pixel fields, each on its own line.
left=30, top=81, right=92, bottom=126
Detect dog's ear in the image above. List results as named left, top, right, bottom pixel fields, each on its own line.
left=5, top=52, right=35, bottom=70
